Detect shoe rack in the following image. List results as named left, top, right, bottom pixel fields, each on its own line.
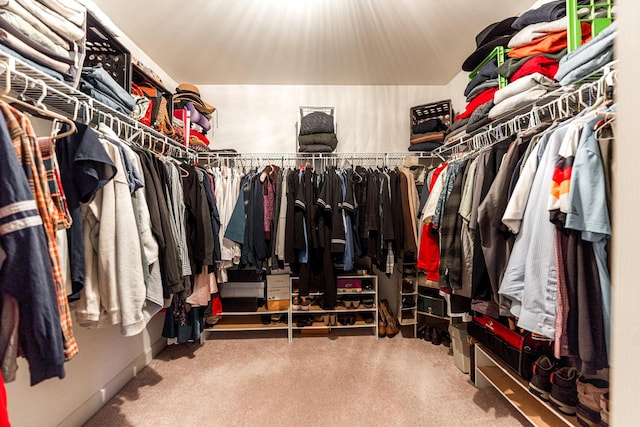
left=474, top=344, right=580, bottom=427
left=202, top=305, right=291, bottom=340
left=397, top=260, right=418, bottom=335
left=289, top=274, right=379, bottom=341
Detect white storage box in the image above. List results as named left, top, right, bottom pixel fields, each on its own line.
left=449, top=323, right=471, bottom=374
left=219, top=281, right=265, bottom=299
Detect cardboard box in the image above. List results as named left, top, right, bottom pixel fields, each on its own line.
left=266, top=274, right=290, bottom=311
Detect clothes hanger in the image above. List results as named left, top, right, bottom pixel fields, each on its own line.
left=1, top=78, right=77, bottom=140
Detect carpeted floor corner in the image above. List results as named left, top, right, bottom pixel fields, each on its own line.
left=85, top=331, right=529, bottom=426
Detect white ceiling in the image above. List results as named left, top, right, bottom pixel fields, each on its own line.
left=93, top=0, right=537, bottom=86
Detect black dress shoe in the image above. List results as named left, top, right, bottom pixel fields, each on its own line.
left=417, top=324, right=427, bottom=339
left=424, top=326, right=432, bottom=342
left=431, top=328, right=442, bottom=345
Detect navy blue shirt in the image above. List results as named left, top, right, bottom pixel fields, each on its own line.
left=56, top=123, right=115, bottom=301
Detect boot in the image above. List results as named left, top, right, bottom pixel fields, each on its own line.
left=378, top=306, right=387, bottom=338
left=431, top=327, right=442, bottom=345
left=381, top=299, right=399, bottom=338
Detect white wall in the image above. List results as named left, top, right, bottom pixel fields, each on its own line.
left=6, top=316, right=165, bottom=427
left=445, top=70, right=469, bottom=116
left=611, top=0, right=640, bottom=424
left=198, top=84, right=449, bottom=153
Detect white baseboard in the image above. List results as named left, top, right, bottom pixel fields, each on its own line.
left=57, top=336, right=167, bottom=427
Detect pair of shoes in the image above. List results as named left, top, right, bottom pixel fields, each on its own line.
left=292, top=295, right=301, bottom=310
left=322, top=314, right=337, bottom=326
left=362, top=312, right=374, bottom=324
left=343, top=296, right=361, bottom=309
left=338, top=315, right=356, bottom=325
left=300, top=298, right=311, bottom=311
left=529, top=355, right=582, bottom=415
left=549, top=367, right=582, bottom=416
left=576, top=377, right=609, bottom=427
left=295, top=315, right=314, bottom=327
left=402, top=296, right=416, bottom=308
left=600, top=392, right=609, bottom=427
left=380, top=299, right=399, bottom=338
left=362, top=297, right=374, bottom=308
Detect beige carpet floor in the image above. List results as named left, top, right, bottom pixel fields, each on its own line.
left=85, top=330, right=529, bottom=427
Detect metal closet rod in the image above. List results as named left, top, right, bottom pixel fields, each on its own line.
left=0, top=55, right=198, bottom=161
left=196, top=151, right=442, bottom=165
left=432, top=61, right=618, bottom=158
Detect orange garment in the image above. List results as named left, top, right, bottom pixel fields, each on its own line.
left=508, top=23, right=591, bottom=59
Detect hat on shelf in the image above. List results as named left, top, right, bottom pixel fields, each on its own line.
left=174, top=83, right=216, bottom=116
left=461, top=16, right=518, bottom=72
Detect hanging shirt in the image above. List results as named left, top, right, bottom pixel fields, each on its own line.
left=55, top=122, right=116, bottom=301
left=0, top=108, right=65, bottom=385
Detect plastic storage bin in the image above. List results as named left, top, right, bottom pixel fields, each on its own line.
left=449, top=323, right=471, bottom=374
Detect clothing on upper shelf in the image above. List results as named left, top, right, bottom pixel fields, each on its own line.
left=298, top=112, right=338, bottom=153
left=507, top=23, right=591, bottom=59
left=80, top=66, right=136, bottom=114
left=555, top=21, right=617, bottom=86
left=0, top=0, right=86, bottom=85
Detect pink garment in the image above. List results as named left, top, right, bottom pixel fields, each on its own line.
left=186, top=265, right=218, bottom=307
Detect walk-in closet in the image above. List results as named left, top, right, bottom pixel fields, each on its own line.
left=0, top=0, right=637, bottom=426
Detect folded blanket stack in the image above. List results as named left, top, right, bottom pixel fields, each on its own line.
left=0, top=0, right=87, bottom=85
left=298, top=111, right=337, bottom=153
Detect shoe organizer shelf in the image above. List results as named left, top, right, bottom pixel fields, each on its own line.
left=397, top=262, right=418, bottom=331
left=474, top=343, right=580, bottom=427
left=203, top=305, right=291, bottom=340
left=290, top=275, right=379, bottom=340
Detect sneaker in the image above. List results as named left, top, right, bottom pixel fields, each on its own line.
left=599, top=392, right=609, bottom=427
left=292, top=296, right=301, bottom=310
left=300, top=299, right=311, bottom=311
left=529, top=355, right=555, bottom=401
left=362, top=297, right=374, bottom=308
left=576, top=377, right=609, bottom=427
left=549, top=367, right=581, bottom=415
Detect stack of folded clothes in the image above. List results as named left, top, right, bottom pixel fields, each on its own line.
left=408, top=117, right=447, bottom=152
left=173, top=83, right=216, bottom=151
left=448, top=16, right=518, bottom=138
left=0, top=0, right=87, bottom=85
left=298, top=111, right=338, bottom=153
left=488, top=73, right=558, bottom=119
left=505, top=1, right=593, bottom=84
left=80, top=66, right=136, bottom=114
left=554, top=21, right=617, bottom=86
